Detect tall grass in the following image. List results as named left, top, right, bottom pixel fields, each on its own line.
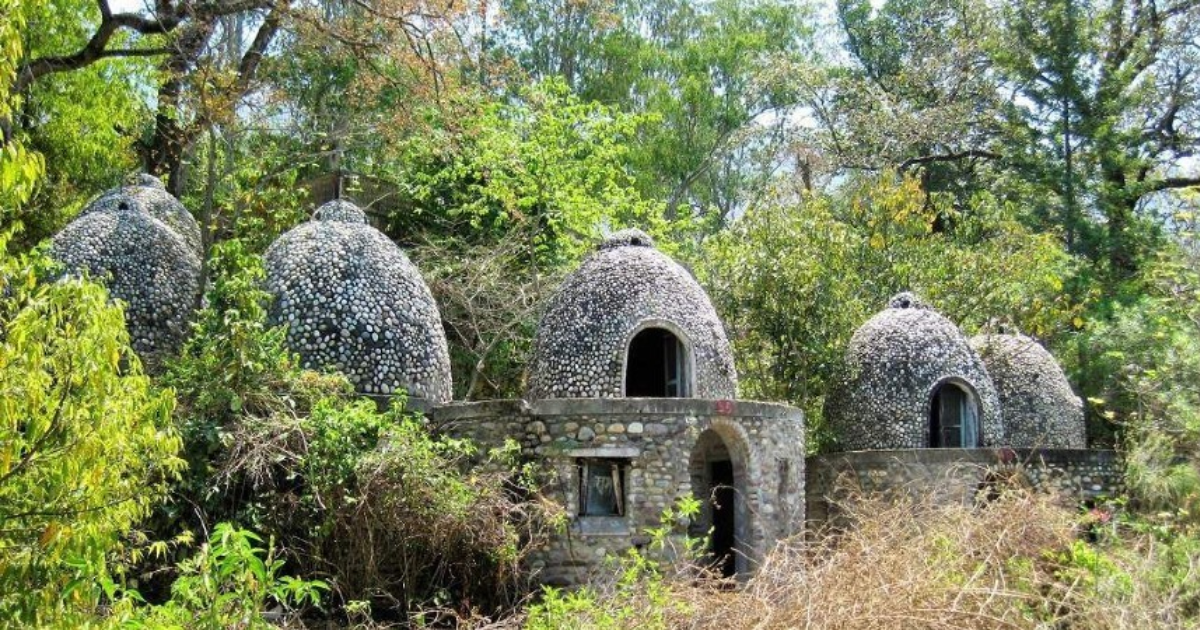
left=506, top=487, right=1199, bottom=629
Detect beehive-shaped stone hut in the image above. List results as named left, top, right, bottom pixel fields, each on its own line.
left=970, top=333, right=1085, bottom=448
left=50, top=176, right=202, bottom=361
left=824, top=292, right=1002, bottom=450
left=264, top=200, right=452, bottom=402
left=526, top=229, right=737, bottom=400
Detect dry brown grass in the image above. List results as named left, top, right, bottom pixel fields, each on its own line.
left=489, top=485, right=1199, bottom=630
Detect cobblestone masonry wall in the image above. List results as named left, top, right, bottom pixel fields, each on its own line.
left=433, top=398, right=805, bottom=587
left=806, top=448, right=1122, bottom=527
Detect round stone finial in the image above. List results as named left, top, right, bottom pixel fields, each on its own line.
left=264, top=207, right=451, bottom=402
left=599, top=228, right=655, bottom=250
left=887, top=291, right=929, bottom=310
left=970, top=333, right=1086, bottom=448
left=312, top=199, right=368, bottom=224
left=127, top=173, right=166, bottom=190
left=824, top=296, right=1002, bottom=450
left=527, top=231, right=736, bottom=400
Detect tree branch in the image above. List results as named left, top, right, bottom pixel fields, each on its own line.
left=899, top=149, right=1001, bottom=171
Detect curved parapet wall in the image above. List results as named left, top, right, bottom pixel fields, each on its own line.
left=435, top=398, right=805, bottom=586
left=971, top=333, right=1086, bottom=448
left=824, top=292, right=1002, bottom=450
left=806, top=448, right=1122, bottom=527
left=526, top=229, right=737, bottom=400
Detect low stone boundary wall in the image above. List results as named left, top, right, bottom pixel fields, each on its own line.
left=806, top=448, right=1122, bottom=527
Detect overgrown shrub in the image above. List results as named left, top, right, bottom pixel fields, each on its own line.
left=155, top=238, right=558, bottom=620
left=0, top=236, right=184, bottom=625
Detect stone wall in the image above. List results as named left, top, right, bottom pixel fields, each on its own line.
left=806, top=448, right=1122, bottom=527
left=433, top=398, right=805, bottom=586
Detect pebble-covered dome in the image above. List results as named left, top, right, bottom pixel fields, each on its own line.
left=264, top=200, right=452, bottom=402
left=970, top=333, right=1085, bottom=448
left=824, top=292, right=1003, bottom=450
left=50, top=194, right=202, bottom=362
left=526, top=228, right=737, bottom=399
left=80, top=175, right=203, bottom=255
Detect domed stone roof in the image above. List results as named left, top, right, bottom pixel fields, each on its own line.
left=264, top=200, right=451, bottom=402
left=970, top=333, right=1085, bottom=448
left=526, top=229, right=737, bottom=399
left=824, top=292, right=1003, bottom=450
left=81, top=176, right=202, bottom=255
left=50, top=201, right=202, bottom=363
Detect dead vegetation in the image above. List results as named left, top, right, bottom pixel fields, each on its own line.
left=498, top=485, right=1199, bottom=630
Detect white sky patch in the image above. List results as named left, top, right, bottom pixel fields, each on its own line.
left=109, top=0, right=153, bottom=13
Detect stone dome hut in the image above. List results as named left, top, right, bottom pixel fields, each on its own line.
left=526, top=229, right=737, bottom=400
left=81, top=174, right=202, bottom=255
left=824, top=292, right=1003, bottom=450
left=50, top=181, right=202, bottom=362
left=970, top=333, right=1086, bottom=448
left=264, top=200, right=452, bottom=403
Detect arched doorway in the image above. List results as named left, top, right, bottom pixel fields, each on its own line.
left=625, top=327, right=690, bottom=397
left=689, top=428, right=746, bottom=577
left=929, top=380, right=981, bottom=448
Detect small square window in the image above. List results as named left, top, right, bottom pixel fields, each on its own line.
left=578, top=458, right=629, bottom=517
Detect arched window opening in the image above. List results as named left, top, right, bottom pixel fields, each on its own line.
left=930, top=382, right=981, bottom=448
left=625, top=327, right=689, bottom=397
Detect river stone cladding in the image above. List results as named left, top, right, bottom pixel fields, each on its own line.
left=50, top=200, right=202, bottom=363
left=824, top=292, right=1003, bottom=450
left=264, top=200, right=452, bottom=402
left=526, top=229, right=737, bottom=400
left=81, top=176, right=203, bottom=256
left=434, top=398, right=805, bottom=586
left=970, top=333, right=1086, bottom=448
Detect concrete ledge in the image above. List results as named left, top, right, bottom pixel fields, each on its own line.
left=809, top=448, right=1119, bottom=468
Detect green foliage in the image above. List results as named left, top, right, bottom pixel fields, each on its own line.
left=696, top=174, right=1079, bottom=446
left=501, top=0, right=814, bottom=223
left=525, top=497, right=701, bottom=630
left=0, top=234, right=184, bottom=625
left=393, top=79, right=668, bottom=265
left=134, top=523, right=326, bottom=629
left=0, top=0, right=46, bottom=217
left=1073, top=238, right=1200, bottom=501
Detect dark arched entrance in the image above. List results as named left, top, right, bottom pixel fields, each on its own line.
left=929, top=380, right=981, bottom=448
left=625, top=327, right=689, bottom=397
left=689, top=428, right=746, bottom=577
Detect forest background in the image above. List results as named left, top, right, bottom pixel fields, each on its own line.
left=2, top=0, right=1200, bottom=626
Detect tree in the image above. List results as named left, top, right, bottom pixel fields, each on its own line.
left=388, top=79, right=667, bottom=265
left=993, top=0, right=1200, bottom=282
left=499, top=0, right=814, bottom=224
left=0, top=237, right=184, bottom=624
left=816, top=0, right=1005, bottom=208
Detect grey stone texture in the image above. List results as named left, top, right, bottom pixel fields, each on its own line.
left=50, top=185, right=202, bottom=362
left=81, top=175, right=202, bottom=256
left=435, top=398, right=805, bottom=586
left=824, top=292, right=1003, bottom=450
left=264, top=200, right=452, bottom=402
left=527, top=229, right=738, bottom=400
left=971, top=333, right=1086, bottom=448
left=806, top=448, right=1121, bottom=527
